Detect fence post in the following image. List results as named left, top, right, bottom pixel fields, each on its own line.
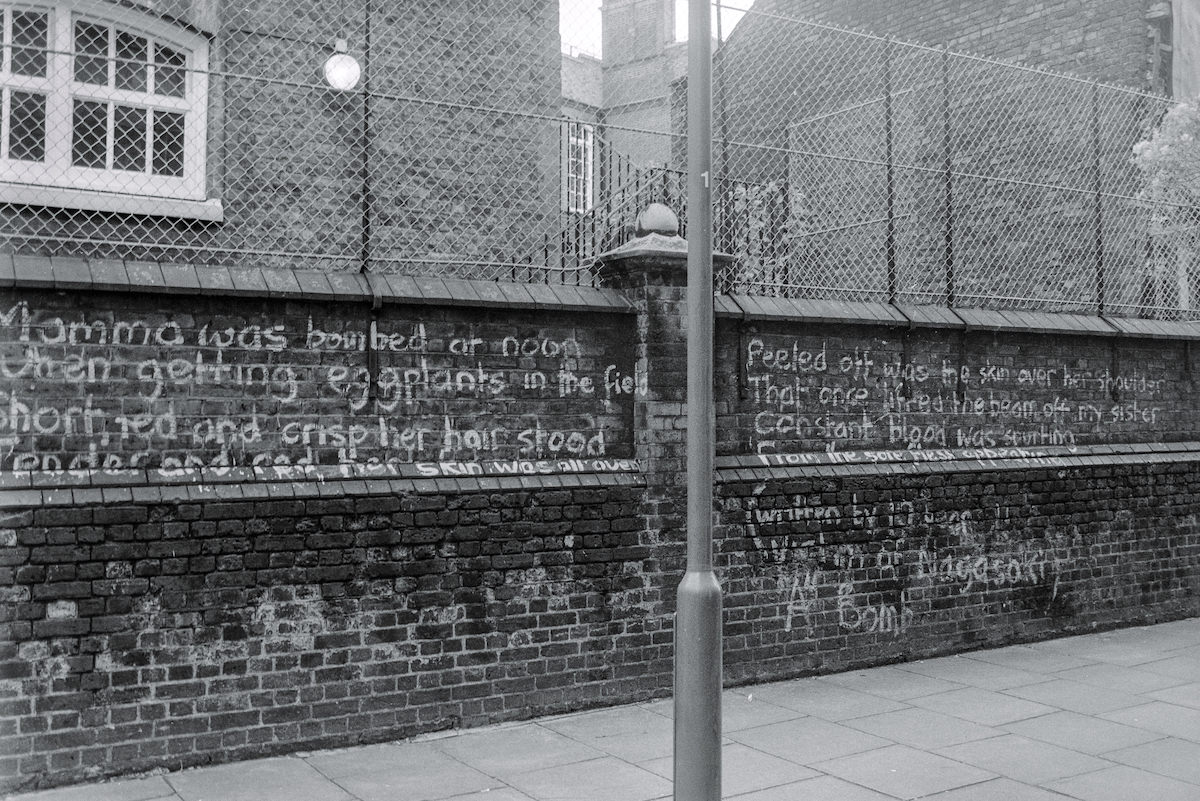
left=590, top=205, right=597, bottom=286
left=941, top=45, right=955, bottom=308
left=715, top=36, right=730, bottom=258
left=884, top=36, right=897, bottom=304
left=558, top=121, right=566, bottom=280
left=1092, top=84, right=1106, bottom=315
left=359, top=0, right=374, bottom=274
left=597, top=111, right=609, bottom=200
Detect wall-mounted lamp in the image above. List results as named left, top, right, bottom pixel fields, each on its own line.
left=324, top=38, right=361, bottom=90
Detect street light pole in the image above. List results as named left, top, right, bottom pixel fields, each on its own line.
left=674, top=0, right=721, bottom=798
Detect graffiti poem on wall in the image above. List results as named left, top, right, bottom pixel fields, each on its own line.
left=742, top=333, right=1186, bottom=454
left=740, top=487, right=1069, bottom=638
left=0, top=301, right=642, bottom=470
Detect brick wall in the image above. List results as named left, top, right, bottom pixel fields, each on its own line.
left=2, top=249, right=1199, bottom=791
left=709, top=297, right=1200, bottom=681
left=718, top=457, right=1200, bottom=683
left=0, top=297, right=638, bottom=472
left=718, top=318, right=1200, bottom=455
left=0, top=478, right=658, bottom=783
left=0, top=275, right=635, bottom=471
left=756, top=0, right=1154, bottom=87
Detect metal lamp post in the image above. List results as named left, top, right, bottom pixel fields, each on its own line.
left=673, top=0, right=721, bottom=799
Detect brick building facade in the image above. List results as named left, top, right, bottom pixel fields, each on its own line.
left=1, top=0, right=562, bottom=273
left=753, top=0, right=1178, bottom=92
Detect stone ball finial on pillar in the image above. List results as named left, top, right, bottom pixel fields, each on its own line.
left=635, top=203, right=680, bottom=237
left=596, top=202, right=730, bottom=288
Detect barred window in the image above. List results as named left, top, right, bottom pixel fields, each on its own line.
left=0, top=1, right=214, bottom=218
left=566, top=121, right=593, bottom=214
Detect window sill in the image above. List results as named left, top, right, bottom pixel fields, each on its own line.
left=0, top=183, right=224, bottom=222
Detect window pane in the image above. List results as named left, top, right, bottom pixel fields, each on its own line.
left=73, top=21, right=108, bottom=85
left=153, top=45, right=185, bottom=97
left=152, top=110, right=184, bottom=176
left=114, top=31, right=148, bottom=92
left=112, top=104, right=146, bottom=171
left=9, top=91, right=45, bottom=161
left=566, top=123, right=593, bottom=212
left=72, top=99, right=107, bottom=168
left=11, top=11, right=48, bottom=77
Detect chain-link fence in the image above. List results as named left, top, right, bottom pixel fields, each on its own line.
left=1, top=0, right=598, bottom=282
left=706, top=4, right=1198, bottom=320
left=1, top=1, right=1197, bottom=316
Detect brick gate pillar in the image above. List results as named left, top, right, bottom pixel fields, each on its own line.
left=595, top=204, right=732, bottom=575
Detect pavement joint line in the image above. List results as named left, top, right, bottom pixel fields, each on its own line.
left=425, top=736, right=520, bottom=797
left=324, top=774, right=365, bottom=801
left=162, top=773, right=183, bottom=798
left=1096, top=732, right=1175, bottom=754
left=300, top=756, right=363, bottom=801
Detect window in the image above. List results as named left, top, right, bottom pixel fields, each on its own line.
left=565, top=120, right=593, bottom=214
left=0, top=1, right=217, bottom=219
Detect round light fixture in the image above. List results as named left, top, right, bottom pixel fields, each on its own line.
left=324, top=39, right=361, bottom=91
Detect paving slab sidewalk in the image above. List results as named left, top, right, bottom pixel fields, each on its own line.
left=8, top=618, right=1200, bottom=801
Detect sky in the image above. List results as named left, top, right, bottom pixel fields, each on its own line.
left=559, top=0, right=757, bottom=58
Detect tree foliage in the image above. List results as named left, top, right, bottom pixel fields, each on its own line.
left=1132, top=100, right=1200, bottom=231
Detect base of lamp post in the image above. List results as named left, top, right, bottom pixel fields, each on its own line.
left=673, top=568, right=723, bottom=801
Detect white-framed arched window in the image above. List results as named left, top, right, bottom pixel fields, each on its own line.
left=0, top=1, right=219, bottom=219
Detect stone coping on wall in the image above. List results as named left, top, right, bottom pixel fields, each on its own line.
left=9, top=254, right=1200, bottom=338
left=1105, top=316, right=1200, bottom=340
left=2, top=254, right=633, bottom=313
left=718, top=294, right=1200, bottom=339
left=715, top=441, right=1200, bottom=481
left=0, top=457, right=646, bottom=508
left=5, top=444, right=1199, bottom=507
